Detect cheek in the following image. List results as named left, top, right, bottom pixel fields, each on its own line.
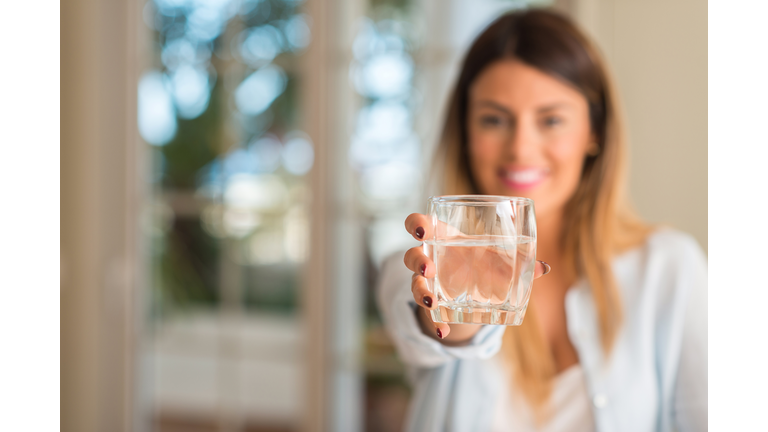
left=551, top=143, right=586, bottom=169
left=468, top=133, right=502, bottom=182
left=469, top=123, right=508, bottom=161
left=547, top=138, right=589, bottom=190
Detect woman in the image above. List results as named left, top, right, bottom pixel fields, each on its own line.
left=376, top=9, right=707, bottom=432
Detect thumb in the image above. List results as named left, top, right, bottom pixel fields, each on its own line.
left=534, top=260, right=551, bottom=279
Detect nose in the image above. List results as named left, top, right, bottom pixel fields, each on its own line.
left=504, top=117, right=538, bottom=162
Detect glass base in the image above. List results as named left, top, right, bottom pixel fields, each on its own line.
left=429, top=303, right=528, bottom=326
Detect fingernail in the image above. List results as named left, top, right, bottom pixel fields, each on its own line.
left=436, top=328, right=443, bottom=339
left=539, top=261, right=551, bottom=275
left=415, top=227, right=424, bottom=239
left=422, top=296, right=432, bottom=308
left=420, top=264, right=426, bottom=276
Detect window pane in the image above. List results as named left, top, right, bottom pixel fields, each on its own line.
left=140, top=0, right=312, bottom=429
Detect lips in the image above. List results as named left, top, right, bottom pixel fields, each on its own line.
left=498, top=167, right=548, bottom=190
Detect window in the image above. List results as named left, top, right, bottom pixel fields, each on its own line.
left=139, top=0, right=313, bottom=429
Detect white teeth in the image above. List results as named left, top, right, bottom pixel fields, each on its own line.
left=506, top=170, right=543, bottom=184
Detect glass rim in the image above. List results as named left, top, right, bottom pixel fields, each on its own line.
left=428, top=194, right=534, bottom=206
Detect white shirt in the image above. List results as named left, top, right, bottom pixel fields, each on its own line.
left=492, top=361, right=595, bottom=432
left=376, top=228, right=707, bottom=432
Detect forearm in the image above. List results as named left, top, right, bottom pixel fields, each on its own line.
left=415, top=306, right=485, bottom=346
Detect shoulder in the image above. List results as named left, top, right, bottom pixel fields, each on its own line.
left=644, top=228, right=705, bottom=260
left=614, top=228, right=707, bottom=321
left=617, top=227, right=707, bottom=278
left=645, top=228, right=707, bottom=282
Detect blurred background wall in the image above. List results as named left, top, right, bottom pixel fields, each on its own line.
left=60, top=0, right=706, bottom=431
left=561, top=0, right=708, bottom=253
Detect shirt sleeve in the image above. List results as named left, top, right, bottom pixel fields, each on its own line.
left=670, top=235, right=708, bottom=431
left=375, top=252, right=507, bottom=370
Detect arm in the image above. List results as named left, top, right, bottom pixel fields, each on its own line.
left=671, top=238, right=708, bottom=431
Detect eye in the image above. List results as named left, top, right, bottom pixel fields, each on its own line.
left=479, top=115, right=504, bottom=127
left=542, top=115, right=563, bottom=128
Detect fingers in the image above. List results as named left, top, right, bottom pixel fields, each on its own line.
left=411, top=273, right=434, bottom=309
left=534, top=260, right=552, bottom=279
left=404, top=213, right=433, bottom=241
left=433, top=320, right=451, bottom=339
left=411, top=274, right=451, bottom=339
left=404, top=246, right=434, bottom=278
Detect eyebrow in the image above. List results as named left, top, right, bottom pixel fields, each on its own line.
left=473, top=100, right=574, bottom=114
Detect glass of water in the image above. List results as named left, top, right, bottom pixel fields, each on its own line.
left=424, top=195, right=537, bottom=326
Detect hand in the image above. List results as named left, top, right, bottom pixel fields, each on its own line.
left=403, top=213, right=551, bottom=343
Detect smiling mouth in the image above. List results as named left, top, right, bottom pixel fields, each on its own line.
left=498, top=168, right=548, bottom=190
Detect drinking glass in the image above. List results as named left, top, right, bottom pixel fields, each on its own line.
left=424, top=195, right=537, bottom=326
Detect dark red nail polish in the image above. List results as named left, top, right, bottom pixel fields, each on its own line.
left=423, top=296, right=432, bottom=308
left=420, top=264, right=426, bottom=276
left=436, top=328, right=443, bottom=339
left=415, top=227, right=424, bottom=239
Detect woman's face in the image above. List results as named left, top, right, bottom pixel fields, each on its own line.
left=467, top=59, right=594, bottom=220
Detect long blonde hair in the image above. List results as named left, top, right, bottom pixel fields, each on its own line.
left=432, top=9, right=651, bottom=420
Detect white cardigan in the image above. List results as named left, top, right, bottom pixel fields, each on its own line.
left=376, top=228, right=708, bottom=432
